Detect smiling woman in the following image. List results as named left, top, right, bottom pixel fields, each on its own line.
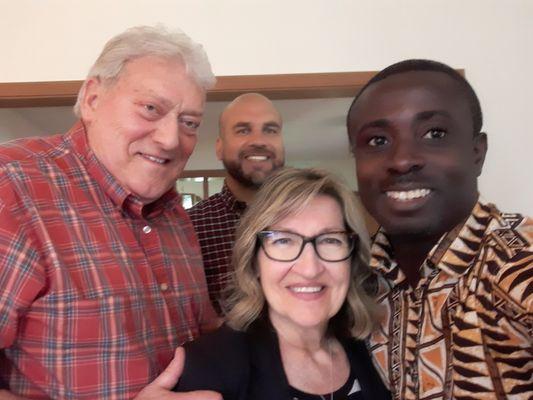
left=174, top=167, right=390, bottom=400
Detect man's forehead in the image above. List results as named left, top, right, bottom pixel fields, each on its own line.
left=107, top=56, right=204, bottom=107
left=109, top=55, right=190, bottom=88
left=364, top=71, right=463, bottom=104
left=230, top=102, right=279, bottom=118
left=223, top=104, right=281, bottom=129
left=351, top=71, right=468, bottom=120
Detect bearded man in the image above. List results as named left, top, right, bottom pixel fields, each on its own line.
left=188, top=93, right=285, bottom=313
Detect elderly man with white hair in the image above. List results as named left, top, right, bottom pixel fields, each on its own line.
left=0, top=26, right=220, bottom=400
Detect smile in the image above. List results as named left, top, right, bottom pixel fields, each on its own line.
left=245, top=155, right=269, bottom=161
left=386, top=188, right=431, bottom=201
left=141, top=153, right=169, bottom=165
left=288, top=286, right=323, bottom=293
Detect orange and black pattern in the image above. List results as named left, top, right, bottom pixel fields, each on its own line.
left=368, top=201, right=532, bottom=399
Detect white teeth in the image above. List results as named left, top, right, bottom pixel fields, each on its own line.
left=290, top=286, right=322, bottom=293
left=246, top=155, right=268, bottom=161
left=143, top=154, right=167, bottom=164
left=386, top=188, right=431, bottom=201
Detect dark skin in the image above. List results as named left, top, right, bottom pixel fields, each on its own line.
left=348, top=71, right=487, bottom=288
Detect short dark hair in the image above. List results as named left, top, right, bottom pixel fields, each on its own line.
left=347, top=59, right=483, bottom=137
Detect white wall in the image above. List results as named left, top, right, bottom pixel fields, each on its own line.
left=1, top=0, right=531, bottom=214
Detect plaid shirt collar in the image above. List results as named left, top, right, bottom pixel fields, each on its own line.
left=219, top=182, right=247, bottom=214
left=67, top=121, right=181, bottom=219
left=370, top=200, right=491, bottom=287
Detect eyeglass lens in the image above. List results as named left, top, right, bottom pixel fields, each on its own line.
left=259, top=231, right=354, bottom=262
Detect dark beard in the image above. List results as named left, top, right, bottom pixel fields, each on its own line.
left=223, top=157, right=285, bottom=189
left=223, top=159, right=264, bottom=189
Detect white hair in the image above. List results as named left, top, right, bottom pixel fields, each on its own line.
left=73, top=25, right=215, bottom=116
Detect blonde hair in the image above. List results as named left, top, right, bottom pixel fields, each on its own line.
left=224, top=167, right=380, bottom=339
left=74, top=25, right=215, bottom=116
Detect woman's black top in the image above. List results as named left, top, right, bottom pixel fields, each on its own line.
left=174, top=319, right=390, bottom=400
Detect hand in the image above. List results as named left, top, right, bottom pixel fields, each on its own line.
left=134, top=347, right=222, bottom=400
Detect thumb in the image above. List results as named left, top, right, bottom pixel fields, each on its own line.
left=150, top=347, right=186, bottom=390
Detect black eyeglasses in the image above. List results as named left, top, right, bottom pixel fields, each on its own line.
left=256, top=230, right=358, bottom=262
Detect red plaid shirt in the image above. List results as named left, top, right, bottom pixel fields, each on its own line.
left=0, top=122, right=217, bottom=399
left=187, top=185, right=246, bottom=313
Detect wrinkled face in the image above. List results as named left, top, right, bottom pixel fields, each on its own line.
left=81, top=56, right=205, bottom=203
left=348, top=71, right=486, bottom=240
left=217, top=98, right=285, bottom=188
left=258, top=195, right=351, bottom=332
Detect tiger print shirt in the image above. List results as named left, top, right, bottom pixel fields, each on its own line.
left=368, top=201, right=532, bottom=400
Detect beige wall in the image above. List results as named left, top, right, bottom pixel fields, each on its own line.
left=0, top=110, right=41, bottom=141
left=0, top=0, right=531, bottom=214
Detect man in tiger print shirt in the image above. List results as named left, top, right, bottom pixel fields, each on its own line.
left=347, top=59, right=532, bottom=399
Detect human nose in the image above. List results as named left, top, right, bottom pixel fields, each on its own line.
left=387, top=138, right=424, bottom=175
left=153, top=114, right=180, bottom=150
left=246, top=127, right=269, bottom=145
left=292, top=241, right=324, bottom=278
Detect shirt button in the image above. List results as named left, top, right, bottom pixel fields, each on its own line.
left=160, top=283, right=169, bottom=291
left=142, top=225, right=152, bottom=234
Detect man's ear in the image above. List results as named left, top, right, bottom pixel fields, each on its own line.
left=215, top=136, right=223, bottom=161
left=473, top=132, right=488, bottom=177
left=79, top=77, right=103, bottom=123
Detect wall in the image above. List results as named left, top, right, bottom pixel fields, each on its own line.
left=0, top=110, right=42, bottom=141
left=1, top=0, right=531, bottom=214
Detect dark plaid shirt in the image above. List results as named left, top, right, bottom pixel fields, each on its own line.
left=187, top=184, right=246, bottom=313
left=0, top=121, right=217, bottom=399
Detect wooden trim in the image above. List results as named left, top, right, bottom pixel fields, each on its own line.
left=0, top=81, right=82, bottom=107
left=179, top=169, right=226, bottom=178
left=0, top=71, right=377, bottom=108
left=207, top=71, right=376, bottom=101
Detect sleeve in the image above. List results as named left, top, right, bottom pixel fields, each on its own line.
left=492, top=250, right=533, bottom=336
left=490, top=217, right=533, bottom=334
left=174, top=326, right=249, bottom=400
left=0, top=177, right=46, bottom=349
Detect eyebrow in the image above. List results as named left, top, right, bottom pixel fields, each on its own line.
left=233, top=122, right=251, bottom=129
left=267, top=227, right=346, bottom=236
left=232, top=121, right=281, bottom=130
left=263, top=121, right=281, bottom=129
left=355, top=110, right=452, bottom=134
left=180, top=110, right=204, bottom=118
left=142, top=92, right=174, bottom=110
left=415, top=110, right=452, bottom=121
left=142, top=91, right=203, bottom=117
left=356, top=119, right=391, bottom=134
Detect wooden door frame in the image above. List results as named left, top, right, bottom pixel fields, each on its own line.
left=0, top=71, right=379, bottom=107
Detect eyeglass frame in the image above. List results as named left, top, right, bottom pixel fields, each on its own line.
left=256, top=230, right=358, bottom=262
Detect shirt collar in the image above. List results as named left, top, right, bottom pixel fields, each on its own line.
left=220, top=182, right=247, bottom=214
left=66, top=120, right=181, bottom=219
left=370, top=200, right=493, bottom=286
